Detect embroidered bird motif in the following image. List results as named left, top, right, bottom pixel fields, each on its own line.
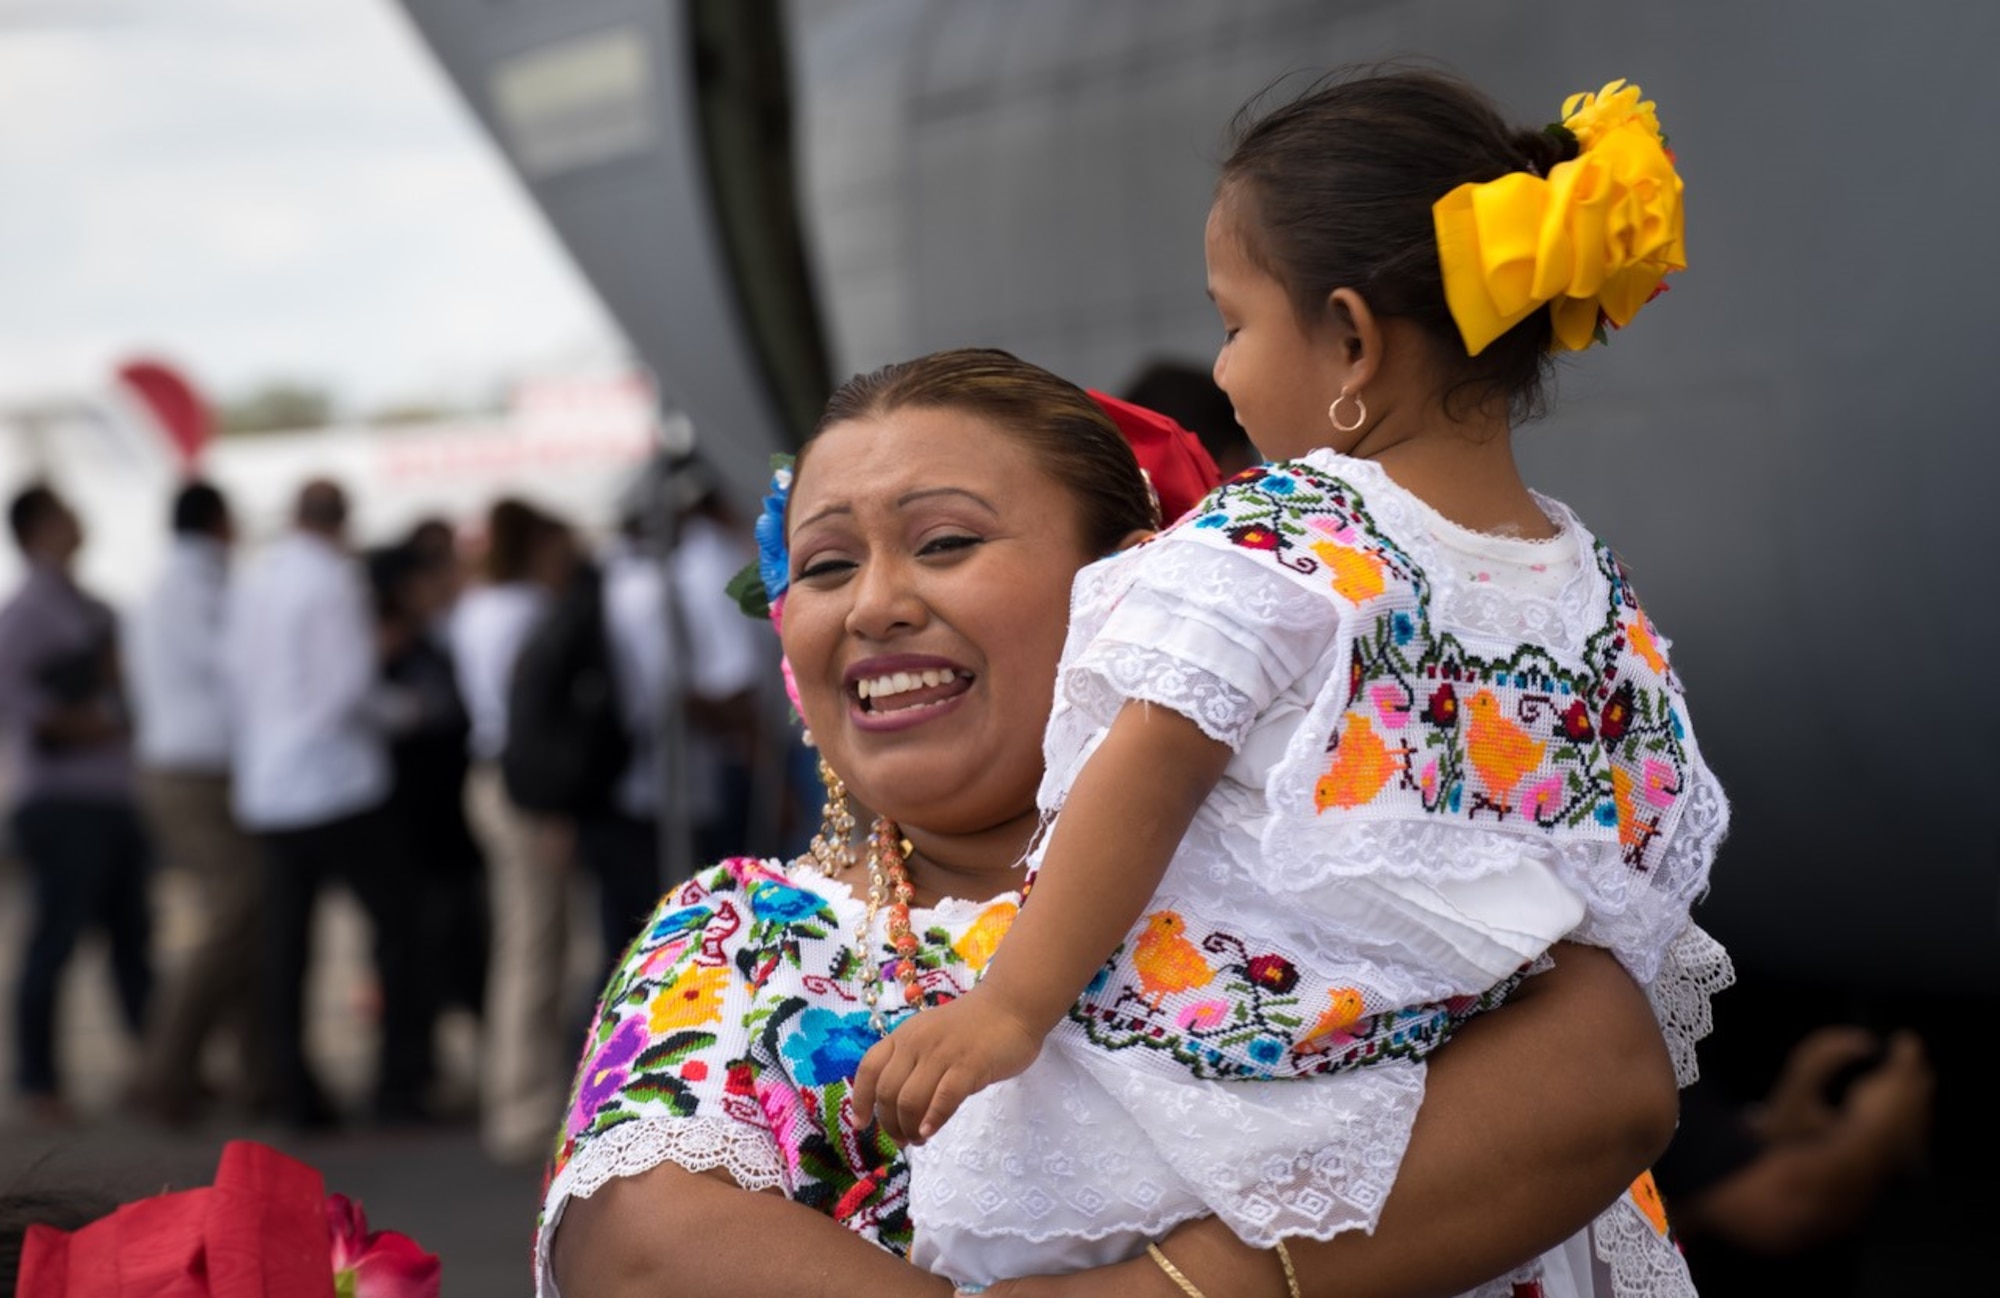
left=1627, top=614, right=1668, bottom=675
left=951, top=901, right=1018, bottom=972
left=1132, top=910, right=1216, bottom=1010
left=1294, top=986, right=1369, bottom=1057
left=1314, top=714, right=1398, bottom=811
left=1465, top=689, right=1547, bottom=815
left=1309, top=538, right=1388, bottom=602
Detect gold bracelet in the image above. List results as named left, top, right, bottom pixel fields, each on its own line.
left=1146, top=1242, right=1208, bottom=1298
left=1274, top=1239, right=1301, bottom=1298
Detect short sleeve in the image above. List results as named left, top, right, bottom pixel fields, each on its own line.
left=538, top=862, right=792, bottom=1293
left=1058, top=533, right=1338, bottom=751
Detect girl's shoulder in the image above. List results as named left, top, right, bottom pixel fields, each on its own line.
left=1154, top=453, right=1426, bottom=611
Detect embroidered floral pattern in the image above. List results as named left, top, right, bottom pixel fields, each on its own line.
left=1067, top=907, right=1518, bottom=1080
left=1188, top=463, right=1425, bottom=593
left=547, top=857, right=1002, bottom=1257
left=1180, top=461, right=1695, bottom=873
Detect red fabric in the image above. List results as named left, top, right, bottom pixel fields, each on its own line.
left=1087, top=389, right=1223, bottom=526
left=14, top=1142, right=336, bottom=1298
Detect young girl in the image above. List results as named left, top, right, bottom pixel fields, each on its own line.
left=853, top=71, right=1733, bottom=1295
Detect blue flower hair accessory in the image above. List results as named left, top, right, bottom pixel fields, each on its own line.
left=727, top=453, right=794, bottom=619
left=727, top=453, right=808, bottom=726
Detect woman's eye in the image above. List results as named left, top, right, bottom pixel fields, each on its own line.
left=919, top=534, right=981, bottom=556
left=796, top=557, right=854, bottom=581
left=1221, top=326, right=1240, bottom=344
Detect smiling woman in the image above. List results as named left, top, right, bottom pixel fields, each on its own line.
left=534, top=349, right=1685, bottom=1298
left=782, top=404, right=1109, bottom=843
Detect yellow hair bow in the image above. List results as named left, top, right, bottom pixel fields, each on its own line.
left=1433, top=80, right=1686, bottom=356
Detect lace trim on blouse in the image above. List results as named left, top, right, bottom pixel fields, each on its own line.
left=536, top=1116, right=787, bottom=1297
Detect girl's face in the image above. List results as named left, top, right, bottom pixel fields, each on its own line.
left=1205, top=201, right=1349, bottom=462
left=782, top=406, right=1096, bottom=840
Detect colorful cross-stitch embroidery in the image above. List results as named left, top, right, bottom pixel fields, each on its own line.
left=1183, top=461, right=1693, bottom=872
left=1066, top=905, right=1519, bottom=1080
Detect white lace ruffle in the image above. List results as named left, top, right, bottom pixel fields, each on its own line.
left=1042, top=540, right=1334, bottom=803
left=910, top=1036, right=1427, bottom=1287
left=1647, top=921, right=1736, bottom=1087
left=535, top=1117, right=787, bottom=1297
left=1592, top=1193, right=1700, bottom=1298
left=1457, top=1193, right=1697, bottom=1298
left=1061, top=642, right=1261, bottom=748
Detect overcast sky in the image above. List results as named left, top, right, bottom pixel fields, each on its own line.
left=0, top=0, right=627, bottom=414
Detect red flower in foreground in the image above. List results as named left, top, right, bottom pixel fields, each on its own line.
left=329, top=1194, right=441, bottom=1298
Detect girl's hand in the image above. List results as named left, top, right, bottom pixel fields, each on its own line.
left=851, top=991, right=1042, bottom=1145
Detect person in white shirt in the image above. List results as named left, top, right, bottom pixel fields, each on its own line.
left=128, top=480, right=269, bottom=1125
left=593, top=487, right=768, bottom=890
left=223, top=478, right=430, bottom=1129
left=448, top=496, right=578, bottom=1165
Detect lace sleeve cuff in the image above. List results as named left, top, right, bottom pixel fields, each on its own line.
left=536, top=1117, right=788, bottom=1297
left=1059, top=542, right=1338, bottom=748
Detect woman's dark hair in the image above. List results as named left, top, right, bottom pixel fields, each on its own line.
left=802, top=348, right=1158, bottom=555
left=1218, top=67, right=1580, bottom=422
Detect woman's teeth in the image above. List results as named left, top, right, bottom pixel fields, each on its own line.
left=856, top=669, right=964, bottom=703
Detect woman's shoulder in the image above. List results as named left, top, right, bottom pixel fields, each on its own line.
left=641, top=856, right=844, bottom=924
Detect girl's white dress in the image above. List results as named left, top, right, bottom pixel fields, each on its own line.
left=908, top=451, right=1734, bottom=1297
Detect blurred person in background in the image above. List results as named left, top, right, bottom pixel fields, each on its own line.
left=586, top=475, right=766, bottom=967
left=0, top=484, right=152, bottom=1126
left=127, top=479, right=270, bottom=1127
left=404, top=515, right=467, bottom=609
left=1654, top=1024, right=1935, bottom=1295
left=449, top=497, right=581, bottom=1165
left=368, top=525, right=486, bottom=1108
left=224, top=478, right=432, bottom=1130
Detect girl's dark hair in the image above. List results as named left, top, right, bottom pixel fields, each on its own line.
left=1218, top=68, right=1580, bottom=422
left=802, top=348, right=1159, bottom=555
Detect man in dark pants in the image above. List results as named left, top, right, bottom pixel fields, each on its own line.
left=222, top=479, right=431, bottom=1129
left=129, top=480, right=272, bottom=1125
left=0, top=484, right=152, bottom=1123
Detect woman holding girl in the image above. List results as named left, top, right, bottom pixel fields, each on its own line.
left=543, top=67, right=1728, bottom=1298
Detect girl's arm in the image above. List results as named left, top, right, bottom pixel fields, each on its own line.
left=550, top=1163, right=954, bottom=1298
left=991, top=941, right=1681, bottom=1298
left=855, top=701, right=1230, bottom=1144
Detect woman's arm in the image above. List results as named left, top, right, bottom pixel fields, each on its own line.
left=552, top=1164, right=954, bottom=1298
left=995, top=941, right=1679, bottom=1298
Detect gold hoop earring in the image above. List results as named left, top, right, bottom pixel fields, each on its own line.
left=808, top=755, right=855, bottom=875
left=1328, top=390, right=1367, bottom=434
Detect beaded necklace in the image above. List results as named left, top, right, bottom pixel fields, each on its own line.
left=801, top=764, right=922, bottom=1031
left=859, top=816, right=921, bottom=1031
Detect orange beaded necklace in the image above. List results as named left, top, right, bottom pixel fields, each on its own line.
left=860, top=816, right=921, bottom=1030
